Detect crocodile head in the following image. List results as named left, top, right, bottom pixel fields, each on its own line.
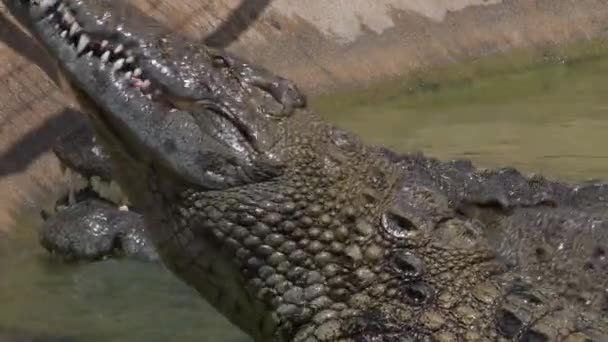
left=5, top=0, right=299, bottom=194
left=6, top=1, right=608, bottom=341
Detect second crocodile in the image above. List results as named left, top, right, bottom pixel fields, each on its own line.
left=40, top=123, right=157, bottom=261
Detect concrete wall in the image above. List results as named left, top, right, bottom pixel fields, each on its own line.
left=1, top=0, right=608, bottom=229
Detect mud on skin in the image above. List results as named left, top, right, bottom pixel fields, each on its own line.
left=3, top=0, right=608, bottom=341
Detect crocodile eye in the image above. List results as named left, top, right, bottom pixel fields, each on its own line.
left=391, top=250, right=425, bottom=279
left=381, top=212, right=417, bottom=238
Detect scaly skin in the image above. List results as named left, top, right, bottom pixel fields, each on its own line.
left=40, top=196, right=158, bottom=262
left=4, top=1, right=607, bottom=341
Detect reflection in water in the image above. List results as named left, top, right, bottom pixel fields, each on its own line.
left=3, top=44, right=608, bottom=341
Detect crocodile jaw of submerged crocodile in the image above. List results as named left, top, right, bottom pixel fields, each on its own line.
left=5, top=1, right=608, bottom=341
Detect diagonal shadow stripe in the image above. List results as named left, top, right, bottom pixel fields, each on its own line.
left=0, top=14, right=62, bottom=86
left=204, top=0, right=273, bottom=48
left=0, top=107, right=85, bottom=177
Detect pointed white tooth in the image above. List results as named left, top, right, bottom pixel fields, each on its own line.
left=118, top=205, right=129, bottom=212
left=60, top=30, right=67, bottom=38
left=125, top=56, right=134, bottom=64
left=113, top=58, right=125, bottom=71
left=57, top=3, right=65, bottom=11
left=69, top=22, right=79, bottom=36
left=113, top=44, right=123, bottom=54
left=90, top=176, right=101, bottom=194
left=101, top=50, right=111, bottom=62
left=86, top=50, right=94, bottom=58
left=40, top=0, right=57, bottom=9
left=76, top=34, right=90, bottom=53
left=133, top=68, right=142, bottom=77
left=68, top=187, right=75, bottom=205
left=124, top=71, right=133, bottom=79
left=100, top=40, right=109, bottom=49
left=145, top=94, right=152, bottom=100
left=63, top=11, right=74, bottom=25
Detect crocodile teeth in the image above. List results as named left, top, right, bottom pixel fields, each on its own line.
left=124, top=71, right=133, bottom=79
left=133, top=68, right=142, bottom=77
left=100, top=50, right=111, bottom=62
left=113, top=44, right=124, bottom=54
left=60, top=30, right=67, bottom=38
left=125, top=56, right=135, bottom=64
left=63, top=11, right=75, bottom=25
left=40, top=0, right=58, bottom=9
left=118, top=205, right=129, bottom=212
left=86, top=51, right=94, bottom=58
left=100, top=40, right=109, bottom=49
left=68, top=22, right=80, bottom=37
left=113, top=58, right=125, bottom=71
left=76, top=34, right=90, bottom=53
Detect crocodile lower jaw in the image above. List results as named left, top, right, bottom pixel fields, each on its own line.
left=53, top=162, right=130, bottom=212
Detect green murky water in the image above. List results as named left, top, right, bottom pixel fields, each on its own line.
left=313, top=40, right=608, bottom=181
left=4, top=41, right=608, bottom=341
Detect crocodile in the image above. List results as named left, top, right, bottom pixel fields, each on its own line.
left=38, top=123, right=159, bottom=261
left=40, top=195, right=158, bottom=262
left=44, top=124, right=608, bottom=268
left=3, top=1, right=608, bottom=341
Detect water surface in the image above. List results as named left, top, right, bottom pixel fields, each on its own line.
left=3, top=42, right=608, bottom=341
left=313, top=42, right=608, bottom=181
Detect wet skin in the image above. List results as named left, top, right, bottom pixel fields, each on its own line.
left=40, top=195, right=158, bottom=262
left=3, top=1, right=608, bottom=341
left=39, top=124, right=157, bottom=262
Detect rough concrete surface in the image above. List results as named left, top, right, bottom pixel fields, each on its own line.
left=1, top=0, right=608, bottom=230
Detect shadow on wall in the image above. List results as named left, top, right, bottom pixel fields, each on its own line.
left=0, top=14, right=61, bottom=85
left=204, top=0, right=272, bottom=48
left=0, top=108, right=83, bottom=177
left=0, top=0, right=273, bottom=178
